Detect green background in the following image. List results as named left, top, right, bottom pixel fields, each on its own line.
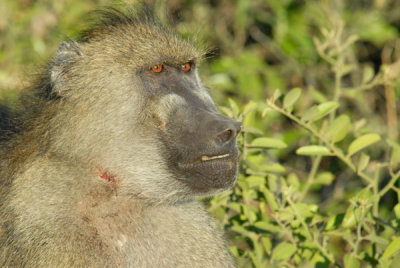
left=1, top=0, right=400, bottom=267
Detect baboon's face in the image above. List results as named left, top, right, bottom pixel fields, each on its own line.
left=50, top=16, right=241, bottom=200
left=140, top=62, right=241, bottom=195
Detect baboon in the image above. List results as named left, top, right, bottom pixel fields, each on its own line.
left=0, top=6, right=241, bottom=268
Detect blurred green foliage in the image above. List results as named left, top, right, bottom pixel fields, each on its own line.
left=1, top=0, right=400, bottom=267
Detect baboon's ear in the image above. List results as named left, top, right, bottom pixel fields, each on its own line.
left=50, top=41, right=82, bottom=96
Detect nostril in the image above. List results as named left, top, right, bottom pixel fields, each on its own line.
left=214, top=121, right=242, bottom=145
left=226, top=129, right=233, bottom=137
left=216, top=128, right=236, bottom=144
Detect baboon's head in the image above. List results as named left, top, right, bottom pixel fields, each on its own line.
left=48, top=9, right=241, bottom=202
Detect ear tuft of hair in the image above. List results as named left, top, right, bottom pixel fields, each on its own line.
left=50, top=41, right=82, bottom=96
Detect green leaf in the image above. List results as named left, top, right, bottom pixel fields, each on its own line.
left=246, top=155, right=286, bottom=174
left=344, top=254, right=360, bottom=268
left=301, top=105, right=319, bottom=122
left=241, top=126, right=263, bottom=135
left=347, top=133, right=381, bottom=157
left=363, top=65, right=375, bottom=84
left=312, top=101, right=340, bottom=121
left=357, top=187, right=374, bottom=201
left=292, top=203, right=316, bottom=218
left=219, top=106, right=233, bottom=117
left=243, top=104, right=256, bottom=128
left=283, top=88, right=302, bottom=109
left=245, top=175, right=266, bottom=188
left=325, top=114, right=351, bottom=143
left=394, top=204, right=400, bottom=219
left=301, top=102, right=340, bottom=122
left=315, top=172, right=335, bottom=185
left=364, top=235, right=389, bottom=245
left=296, top=145, right=331, bottom=156
left=309, top=85, right=328, bottom=103
left=357, top=153, right=370, bottom=172
left=302, top=241, right=319, bottom=250
left=271, top=242, right=297, bottom=261
left=273, top=88, right=281, bottom=102
left=262, top=107, right=270, bottom=118
left=227, top=203, right=242, bottom=213
left=287, top=173, right=300, bottom=190
left=355, top=11, right=398, bottom=45
left=243, top=205, right=257, bottom=223
left=229, top=246, right=240, bottom=258
left=261, top=163, right=286, bottom=173
left=260, top=185, right=278, bottom=211
left=250, top=137, right=287, bottom=149
left=341, top=64, right=357, bottom=76
left=342, top=205, right=357, bottom=228
left=254, top=221, right=280, bottom=233
left=326, top=231, right=354, bottom=242
left=310, top=252, right=326, bottom=264
left=382, top=237, right=400, bottom=260
left=267, top=174, right=279, bottom=192
left=261, top=237, right=272, bottom=252
left=243, top=100, right=258, bottom=115
left=231, top=223, right=252, bottom=238
left=289, top=219, right=301, bottom=228
left=324, top=213, right=344, bottom=231
left=228, top=98, right=240, bottom=118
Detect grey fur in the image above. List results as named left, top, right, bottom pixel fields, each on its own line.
left=0, top=7, right=238, bottom=267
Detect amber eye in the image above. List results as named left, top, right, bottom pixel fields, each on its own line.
left=181, top=62, right=192, bottom=72
left=151, top=64, right=163, bottom=73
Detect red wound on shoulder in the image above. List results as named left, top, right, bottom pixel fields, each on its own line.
left=99, top=171, right=117, bottom=184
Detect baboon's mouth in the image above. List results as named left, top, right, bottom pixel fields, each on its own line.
left=200, top=153, right=230, bottom=162
left=176, top=150, right=239, bottom=191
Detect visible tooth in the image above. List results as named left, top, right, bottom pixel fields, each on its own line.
left=214, top=154, right=229, bottom=159
left=201, top=155, right=210, bottom=161
left=201, top=154, right=230, bottom=162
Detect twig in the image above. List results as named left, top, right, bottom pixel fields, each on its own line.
left=265, top=100, right=374, bottom=184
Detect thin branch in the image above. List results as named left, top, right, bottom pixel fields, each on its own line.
left=265, top=100, right=374, bottom=185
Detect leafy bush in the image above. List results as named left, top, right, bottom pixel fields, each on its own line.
left=205, top=2, right=400, bottom=267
